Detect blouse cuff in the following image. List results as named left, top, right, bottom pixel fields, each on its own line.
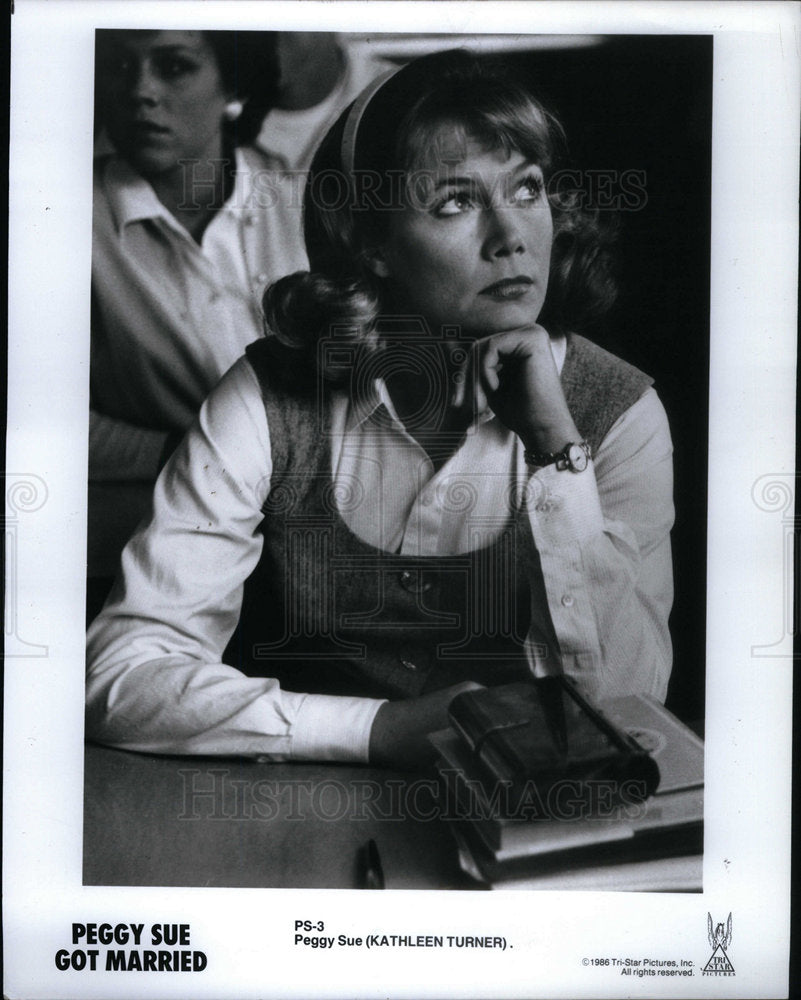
left=287, top=693, right=386, bottom=763
left=527, top=461, right=605, bottom=547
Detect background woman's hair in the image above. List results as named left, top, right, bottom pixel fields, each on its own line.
left=263, top=50, right=619, bottom=383
left=204, top=31, right=279, bottom=145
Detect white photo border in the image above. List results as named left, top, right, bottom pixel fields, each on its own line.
left=5, top=2, right=798, bottom=998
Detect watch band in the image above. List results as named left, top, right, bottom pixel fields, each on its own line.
left=524, top=441, right=592, bottom=472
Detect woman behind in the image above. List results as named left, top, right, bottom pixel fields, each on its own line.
left=87, top=51, right=674, bottom=770
left=89, top=29, right=308, bottom=595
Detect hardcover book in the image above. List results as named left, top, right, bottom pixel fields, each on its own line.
left=447, top=677, right=661, bottom=810
left=432, top=684, right=704, bottom=888
left=431, top=726, right=704, bottom=859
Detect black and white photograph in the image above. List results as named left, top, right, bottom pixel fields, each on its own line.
left=4, top=2, right=797, bottom=998
left=82, top=26, right=710, bottom=892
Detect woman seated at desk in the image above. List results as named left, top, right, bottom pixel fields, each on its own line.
left=89, top=29, right=308, bottom=594
left=87, top=50, right=674, bottom=770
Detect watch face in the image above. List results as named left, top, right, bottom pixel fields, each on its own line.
left=567, top=443, right=589, bottom=471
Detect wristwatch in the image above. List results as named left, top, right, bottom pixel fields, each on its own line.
left=524, top=441, right=592, bottom=472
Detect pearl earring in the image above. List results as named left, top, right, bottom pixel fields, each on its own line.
left=223, top=100, right=244, bottom=122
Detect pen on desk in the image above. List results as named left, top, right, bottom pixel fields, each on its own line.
left=359, top=838, right=385, bottom=890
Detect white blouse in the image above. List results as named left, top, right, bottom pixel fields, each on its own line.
left=86, top=339, right=674, bottom=763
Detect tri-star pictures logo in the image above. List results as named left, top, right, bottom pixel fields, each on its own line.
left=702, top=912, right=735, bottom=976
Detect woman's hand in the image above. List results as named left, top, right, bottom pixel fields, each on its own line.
left=452, top=325, right=580, bottom=454
left=368, top=681, right=483, bottom=771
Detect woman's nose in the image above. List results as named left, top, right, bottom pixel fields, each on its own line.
left=481, top=207, right=526, bottom=259
left=127, top=60, right=160, bottom=105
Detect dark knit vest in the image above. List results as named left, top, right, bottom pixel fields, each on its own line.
left=223, top=334, right=652, bottom=699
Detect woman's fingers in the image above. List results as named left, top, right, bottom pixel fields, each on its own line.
left=451, top=326, right=553, bottom=427
left=450, top=360, right=467, bottom=409
left=450, top=344, right=489, bottom=414
left=476, top=337, right=505, bottom=396
left=475, top=332, right=536, bottom=424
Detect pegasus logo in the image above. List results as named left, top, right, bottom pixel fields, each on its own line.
left=703, top=912, right=734, bottom=976
left=708, top=912, right=732, bottom=951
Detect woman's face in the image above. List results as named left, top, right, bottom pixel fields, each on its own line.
left=376, top=131, right=553, bottom=340
left=100, top=31, right=232, bottom=177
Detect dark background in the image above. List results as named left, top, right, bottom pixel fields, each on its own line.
left=502, top=35, right=712, bottom=725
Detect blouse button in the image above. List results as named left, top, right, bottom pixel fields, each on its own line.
left=256, top=272, right=268, bottom=284
left=561, top=594, right=574, bottom=607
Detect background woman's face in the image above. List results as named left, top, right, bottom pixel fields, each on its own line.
left=100, top=30, right=231, bottom=177
left=376, top=130, right=553, bottom=339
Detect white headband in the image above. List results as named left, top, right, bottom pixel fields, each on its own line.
left=340, top=68, right=399, bottom=177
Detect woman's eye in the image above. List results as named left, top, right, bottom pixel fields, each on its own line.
left=434, top=191, right=475, bottom=217
left=154, top=55, right=196, bottom=80
left=513, top=175, right=545, bottom=203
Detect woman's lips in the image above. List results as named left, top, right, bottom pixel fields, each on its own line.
left=131, top=120, right=171, bottom=138
left=479, top=276, right=534, bottom=300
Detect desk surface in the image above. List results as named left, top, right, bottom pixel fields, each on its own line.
left=83, top=744, right=471, bottom=890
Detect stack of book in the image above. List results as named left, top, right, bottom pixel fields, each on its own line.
left=430, top=679, right=704, bottom=891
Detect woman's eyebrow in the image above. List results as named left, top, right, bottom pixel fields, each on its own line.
left=431, top=175, right=476, bottom=190
left=110, top=43, right=198, bottom=62
left=433, top=160, right=542, bottom=186
left=510, top=159, right=543, bottom=177
left=149, top=44, right=198, bottom=56
left=430, top=161, right=542, bottom=195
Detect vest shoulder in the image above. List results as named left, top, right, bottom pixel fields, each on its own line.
left=564, top=333, right=652, bottom=384
left=562, top=334, right=654, bottom=402
left=245, top=339, right=325, bottom=478
left=561, top=334, right=655, bottom=449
